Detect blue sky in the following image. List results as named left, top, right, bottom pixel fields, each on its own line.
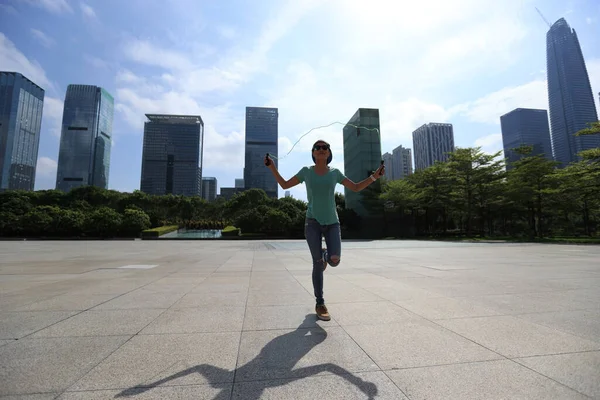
left=1, top=0, right=599, bottom=201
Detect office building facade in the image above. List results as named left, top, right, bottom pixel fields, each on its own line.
left=382, top=152, right=394, bottom=180
left=342, top=108, right=382, bottom=216
left=244, top=107, right=278, bottom=198
left=235, top=178, right=244, bottom=188
left=546, top=18, right=599, bottom=167
left=56, top=85, right=113, bottom=192
left=500, top=108, right=553, bottom=169
left=412, top=123, right=454, bottom=171
left=0, top=72, right=45, bottom=191
left=392, top=145, right=412, bottom=180
left=202, top=177, right=217, bottom=202
left=140, top=114, right=204, bottom=196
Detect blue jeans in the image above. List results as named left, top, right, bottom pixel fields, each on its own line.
left=305, top=218, right=341, bottom=305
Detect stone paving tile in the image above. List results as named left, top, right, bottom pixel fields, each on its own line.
left=172, top=290, right=249, bottom=308
left=0, top=311, right=78, bottom=339
left=67, top=332, right=240, bottom=392
left=30, top=309, right=164, bottom=337
left=0, top=335, right=130, bottom=396
left=139, top=306, right=245, bottom=334
left=13, top=293, right=118, bottom=312
left=231, top=371, right=408, bottom=399
left=57, top=385, right=231, bottom=399
left=515, top=351, right=600, bottom=399
left=343, top=321, right=502, bottom=370
left=247, top=289, right=313, bottom=306
left=0, top=394, right=59, bottom=399
left=393, top=295, right=503, bottom=320
left=235, top=325, right=379, bottom=382
left=1, top=240, right=599, bottom=399
left=386, top=359, right=590, bottom=399
left=515, top=309, right=600, bottom=344
left=243, top=305, right=337, bottom=331
left=438, top=315, right=600, bottom=358
left=90, top=288, right=185, bottom=310
left=326, top=301, right=421, bottom=326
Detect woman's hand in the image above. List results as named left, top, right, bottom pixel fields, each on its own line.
left=264, top=154, right=274, bottom=168
left=373, top=163, right=385, bottom=179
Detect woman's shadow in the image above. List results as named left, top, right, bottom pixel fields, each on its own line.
left=115, top=314, right=378, bottom=399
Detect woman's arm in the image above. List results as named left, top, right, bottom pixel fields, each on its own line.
left=269, top=165, right=300, bottom=190
left=265, top=154, right=300, bottom=190
left=341, top=164, right=385, bottom=192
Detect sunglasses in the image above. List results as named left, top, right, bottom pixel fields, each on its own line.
left=313, top=145, right=330, bottom=151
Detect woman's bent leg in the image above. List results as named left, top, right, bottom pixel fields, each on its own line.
left=323, top=223, right=342, bottom=267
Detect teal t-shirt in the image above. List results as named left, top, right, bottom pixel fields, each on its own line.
left=295, top=166, right=347, bottom=225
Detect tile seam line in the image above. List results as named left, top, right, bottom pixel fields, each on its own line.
left=228, top=243, right=255, bottom=399
left=57, top=256, right=231, bottom=397
left=356, top=278, right=597, bottom=398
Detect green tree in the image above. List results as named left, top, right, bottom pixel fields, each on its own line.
left=85, top=207, right=123, bottom=238
left=505, top=145, right=559, bottom=238
left=121, top=209, right=151, bottom=237
left=235, top=209, right=265, bottom=234
left=263, top=209, right=292, bottom=236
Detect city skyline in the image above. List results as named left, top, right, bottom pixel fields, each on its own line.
left=0, top=1, right=599, bottom=201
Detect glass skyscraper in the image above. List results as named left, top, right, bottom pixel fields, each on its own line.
left=546, top=17, right=599, bottom=167
left=201, top=177, right=217, bottom=202
left=140, top=114, right=203, bottom=196
left=412, top=123, right=454, bottom=171
left=55, top=85, right=114, bottom=192
left=500, top=108, right=553, bottom=170
left=0, top=72, right=45, bottom=191
left=342, top=108, right=382, bottom=216
left=244, top=106, right=278, bottom=198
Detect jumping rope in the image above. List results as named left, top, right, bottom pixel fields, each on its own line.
left=264, top=121, right=385, bottom=172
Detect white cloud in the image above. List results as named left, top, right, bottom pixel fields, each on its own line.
left=0, top=33, right=54, bottom=92
left=217, top=26, right=236, bottom=40
left=22, top=0, right=73, bottom=14
left=35, top=157, right=58, bottom=190
left=30, top=29, right=55, bottom=48
left=43, top=97, right=64, bottom=138
left=452, top=80, right=548, bottom=125
left=474, top=133, right=503, bottom=155
left=80, top=2, right=96, bottom=18
left=36, top=157, right=58, bottom=177
left=84, top=55, right=108, bottom=69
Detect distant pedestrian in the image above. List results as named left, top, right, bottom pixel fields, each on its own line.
left=265, top=139, right=384, bottom=320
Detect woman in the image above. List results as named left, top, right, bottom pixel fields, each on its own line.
left=264, top=139, right=385, bottom=320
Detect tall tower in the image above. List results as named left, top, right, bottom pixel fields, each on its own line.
left=342, top=108, right=381, bottom=216
left=412, top=123, right=454, bottom=171
left=500, top=108, right=553, bottom=169
left=0, top=72, right=45, bottom=191
left=244, top=106, right=278, bottom=198
left=140, top=114, right=203, bottom=196
left=546, top=17, right=599, bottom=167
left=56, top=85, right=114, bottom=192
left=392, top=145, right=413, bottom=179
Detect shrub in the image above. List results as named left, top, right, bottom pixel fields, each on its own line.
left=221, top=225, right=240, bottom=237
left=141, top=225, right=179, bottom=238
left=121, top=209, right=151, bottom=237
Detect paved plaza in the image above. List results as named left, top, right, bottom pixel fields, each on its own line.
left=1, top=239, right=599, bottom=399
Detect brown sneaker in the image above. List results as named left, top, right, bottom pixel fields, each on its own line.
left=316, top=304, right=331, bottom=321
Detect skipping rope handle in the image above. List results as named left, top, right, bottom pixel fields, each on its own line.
left=264, top=153, right=272, bottom=166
